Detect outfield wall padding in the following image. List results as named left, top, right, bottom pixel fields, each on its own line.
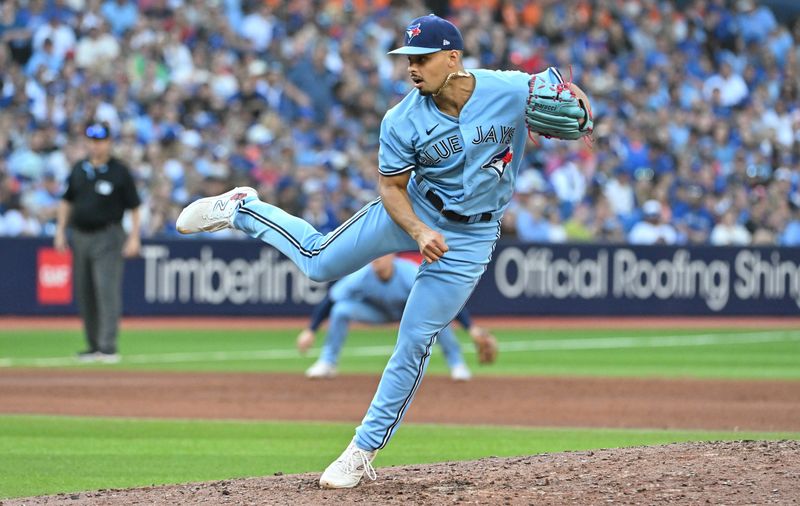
left=2, top=238, right=799, bottom=316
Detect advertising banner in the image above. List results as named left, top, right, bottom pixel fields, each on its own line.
left=36, top=248, right=73, bottom=305
left=475, top=243, right=800, bottom=315
left=2, top=238, right=799, bottom=316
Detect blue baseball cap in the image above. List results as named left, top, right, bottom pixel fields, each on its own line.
left=388, top=14, right=464, bottom=55
left=85, top=122, right=110, bottom=140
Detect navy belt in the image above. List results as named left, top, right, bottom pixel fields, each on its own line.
left=424, top=190, right=493, bottom=223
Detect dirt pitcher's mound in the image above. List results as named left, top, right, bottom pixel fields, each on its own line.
left=6, top=440, right=798, bottom=506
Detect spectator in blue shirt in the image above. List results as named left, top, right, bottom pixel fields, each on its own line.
left=736, top=0, right=776, bottom=44
left=780, top=206, right=800, bottom=246
left=101, top=0, right=138, bottom=36
left=675, top=185, right=715, bottom=244
left=287, top=44, right=338, bottom=124
left=24, top=38, right=62, bottom=76
left=0, top=2, right=33, bottom=65
left=515, top=193, right=551, bottom=243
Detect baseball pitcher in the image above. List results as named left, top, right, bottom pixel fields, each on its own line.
left=176, top=14, right=591, bottom=489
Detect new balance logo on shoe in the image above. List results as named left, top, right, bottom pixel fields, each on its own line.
left=211, top=192, right=248, bottom=212
left=176, top=187, right=257, bottom=234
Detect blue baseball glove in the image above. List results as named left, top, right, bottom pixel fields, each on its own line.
left=526, top=68, right=593, bottom=141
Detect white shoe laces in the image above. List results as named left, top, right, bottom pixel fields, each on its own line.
left=343, top=447, right=377, bottom=481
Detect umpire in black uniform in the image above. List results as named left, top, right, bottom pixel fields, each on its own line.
left=54, top=121, right=141, bottom=363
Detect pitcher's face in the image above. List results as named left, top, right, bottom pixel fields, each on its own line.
left=407, top=51, right=457, bottom=96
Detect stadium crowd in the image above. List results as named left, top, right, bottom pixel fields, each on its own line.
left=1, top=0, right=799, bottom=246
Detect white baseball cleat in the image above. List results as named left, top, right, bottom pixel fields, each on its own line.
left=76, top=350, right=98, bottom=363
left=319, top=439, right=378, bottom=489
left=305, top=360, right=338, bottom=379
left=450, top=363, right=472, bottom=381
left=95, top=352, right=121, bottom=364
left=176, top=187, right=257, bottom=234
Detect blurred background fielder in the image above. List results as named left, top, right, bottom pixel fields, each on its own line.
left=296, top=253, right=498, bottom=381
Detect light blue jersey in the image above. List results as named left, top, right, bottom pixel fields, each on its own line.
left=379, top=69, right=532, bottom=216
left=232, top=65, right=544, bottom=452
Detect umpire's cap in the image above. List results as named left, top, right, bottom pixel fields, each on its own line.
left=85, top=121, right=111, bottom=140
left=388, top=14, right=464, bottom=55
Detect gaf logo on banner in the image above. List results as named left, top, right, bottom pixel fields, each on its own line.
left=37, top=248, right=73, bottom=305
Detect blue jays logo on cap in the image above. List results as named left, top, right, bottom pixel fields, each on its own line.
left=406, top=23, right=421, bottom=42
left=389, top=14, right=464, bottom=55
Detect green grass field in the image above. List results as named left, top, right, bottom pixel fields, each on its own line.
left=1, top=415, right=798, bottom=499
left=1, top=326, right=799, bottom=378
left=1, top=324, right=799, bottom=499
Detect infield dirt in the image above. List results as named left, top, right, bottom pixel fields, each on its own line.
left=3, top=440, right=798, bottom=505
left=2, top=370, right=800, bottom=431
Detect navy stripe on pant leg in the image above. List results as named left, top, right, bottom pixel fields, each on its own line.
left=378, top=331, right=438, bottom=449
left=237, top=197, right=382, bottom=258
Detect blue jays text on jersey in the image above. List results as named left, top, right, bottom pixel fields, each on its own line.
left=378, top=68, right=533, bottom=217
left=416, top=125, right=516, bottom=167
